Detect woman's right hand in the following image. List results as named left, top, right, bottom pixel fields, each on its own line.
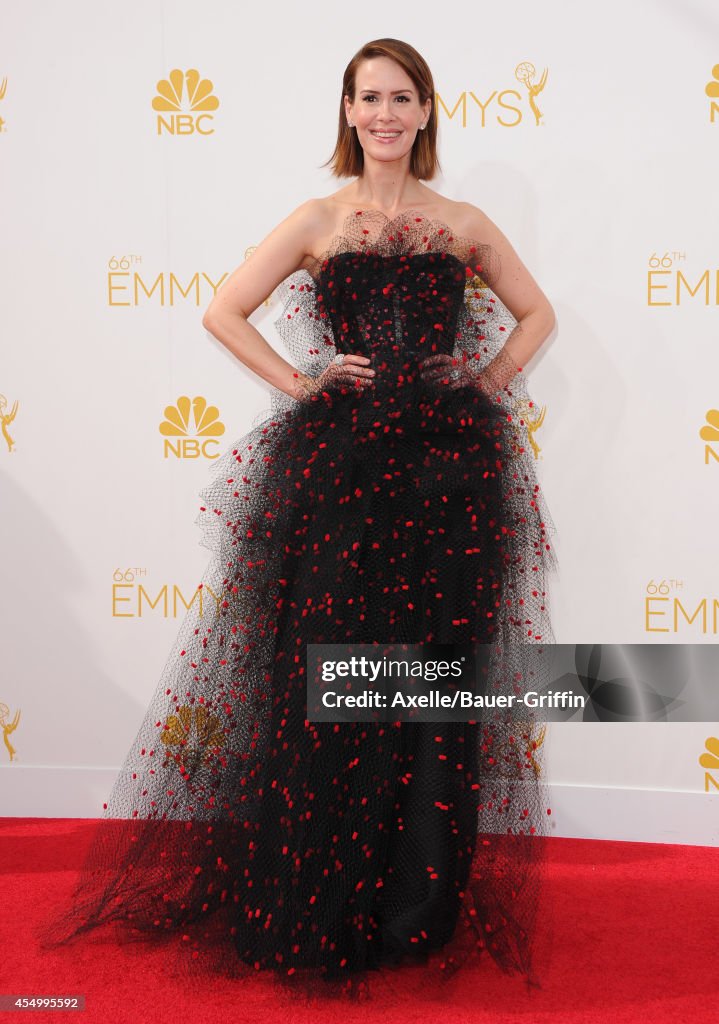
left=294, top=354, right=375, bottom=400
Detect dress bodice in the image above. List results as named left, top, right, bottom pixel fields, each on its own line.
left=273, top=209, right=508, bottom=400
left=316, top=251, right=467, bottom=363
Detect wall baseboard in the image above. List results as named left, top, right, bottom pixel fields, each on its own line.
left=543, top=781, right=719, bottom=846
left=1, top=767, right=717, bottom=847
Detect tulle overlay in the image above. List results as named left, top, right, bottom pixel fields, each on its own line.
left=38, top=210, right=557, bottom=1000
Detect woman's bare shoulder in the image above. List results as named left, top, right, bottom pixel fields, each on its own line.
left=283, top=196, right=334, bottom=240
left=386, top=192, right=481, bottom=239
left=286, top=196, right=348, bottom=269
left=301, top=193, right=360, bottom=262
left=292, top=193, right=495, bottom=266
left=454, top=200, right=494, bottom=235
left=305, top=192, right=469, bottom=257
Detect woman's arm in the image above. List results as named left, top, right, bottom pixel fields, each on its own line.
left=460, top=200, right=556, bottom=369
left=201, top=199, right=331, bottom=400
left=420, top=202, right=556, bottom=396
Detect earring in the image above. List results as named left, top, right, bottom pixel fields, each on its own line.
left=347, top=121, right=354, bottom=128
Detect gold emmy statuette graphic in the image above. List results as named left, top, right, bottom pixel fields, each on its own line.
left=0, top=76, right=7, bottom=133
left=516, top=398, right=546, bottom=460
left=160, top=704, right=225, bottom=773
left=499, top=722, right=545, bottom=779
left=0, top=703, right=21, bottom=762
left=699, top=409, right=719, bottom=441
left=705, top=65, right=719, bottom=98
left=0, top=394, right=18, bottom=452
left=528, top=723, right=546, bottom=778
left=515, top=61, right=548, bottom=126
left=152, top=69, right=219, bottom=112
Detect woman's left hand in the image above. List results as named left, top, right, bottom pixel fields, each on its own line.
left=417, top=353, right=474, bottom=390
left=419, top=348, right=521, bottom=397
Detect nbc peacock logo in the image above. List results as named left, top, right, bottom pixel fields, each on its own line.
left=699, top=736, right=719, bottom=792
left=699, top=409, right=719, bottom=466
left=159, top=395, right=225, bottom=459
left=159, top=704, right=225, bottom=773
left=152, top=68, right=219, bottom=136
left=706, top=64, right=719, bottom=122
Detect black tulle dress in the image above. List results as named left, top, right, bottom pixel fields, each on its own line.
left=38, top=209, right=557, bottom=1000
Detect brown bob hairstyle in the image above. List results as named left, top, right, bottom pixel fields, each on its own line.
left=321, top=38, right=441, bottom=182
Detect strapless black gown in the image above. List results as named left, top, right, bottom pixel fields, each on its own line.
left=38, top=210, right=557, bottom=1000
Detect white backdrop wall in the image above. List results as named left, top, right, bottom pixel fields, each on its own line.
left=2, top=0, right=718, bottom=844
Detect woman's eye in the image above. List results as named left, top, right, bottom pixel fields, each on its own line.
left=362, top=95, right=410, bottom=102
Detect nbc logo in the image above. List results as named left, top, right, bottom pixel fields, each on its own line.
left=160, top=705, right=225, bottom=770
left=699, top=736, right=719, bottom=792
left=152, top=68, right=219, bottom=135
left=160, top=395, right=225, bottom=459
left=706, top=64, right=719, bottom=122
left=699, top=409, right=719, bottom=465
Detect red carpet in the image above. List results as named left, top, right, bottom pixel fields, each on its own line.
left=2, top=817, right=717, bottom=1023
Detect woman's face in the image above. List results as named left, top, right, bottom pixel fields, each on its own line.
left=344, top=57, right=431, bottom=164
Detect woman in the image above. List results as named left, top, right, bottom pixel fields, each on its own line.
left=39, top=38, right=557, bottom=1001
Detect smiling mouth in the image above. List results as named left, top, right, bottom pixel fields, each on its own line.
left=369, top=130, right=402, bottom=140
